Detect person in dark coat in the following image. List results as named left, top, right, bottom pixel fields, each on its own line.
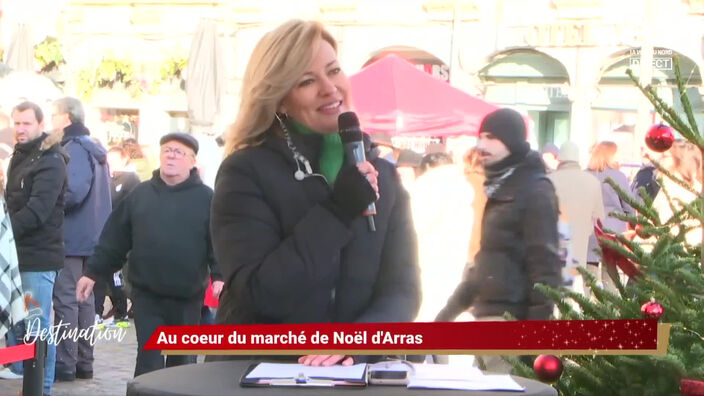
left=436, top=108, right=562, bottom=371
left=50, top=97, right=112, bottom=382
left=93, top=146, right=141, bottom=326
left=4, top=101, right=68, bottom=395
left=76, top=133, right=223, bottom=377
left=211, top=20, right=420, bottom=367
left=630, top=145, right=667, bottom=203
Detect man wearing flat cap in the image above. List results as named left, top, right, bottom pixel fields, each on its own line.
left=76, top=132, right=223, bottom=377
left=436, top=108, right=561, bottom=371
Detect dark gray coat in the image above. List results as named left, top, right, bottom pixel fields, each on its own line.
left=211, top=129, right=420, bottom=326
left=438, top=151, right=562, bottom=321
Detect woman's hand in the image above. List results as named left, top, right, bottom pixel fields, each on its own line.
left=356, top=161, right=379, bottom=200
left=298, top=354, right=354, bottom=366
left=326, top=161, right=379, bottom=223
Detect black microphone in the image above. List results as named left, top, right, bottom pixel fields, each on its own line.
left=338, top=112, right=376, bottom=232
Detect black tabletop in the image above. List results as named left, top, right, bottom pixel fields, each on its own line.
left=127, top=360, right=557, bottom=396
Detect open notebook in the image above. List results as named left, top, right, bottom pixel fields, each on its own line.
left=240, top=362, right=368, bottom=387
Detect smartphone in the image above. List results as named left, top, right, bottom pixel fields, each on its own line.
left=369, top=370, right=409, bottom=385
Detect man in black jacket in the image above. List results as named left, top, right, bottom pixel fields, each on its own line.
left=76, top=133, right=223, bottom=377
left=436, top=108, right=561, bottom=371
left=4, top=101, right=67, bottom=396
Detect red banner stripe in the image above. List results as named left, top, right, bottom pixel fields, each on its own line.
left=143, top=320, right=662, bottom=354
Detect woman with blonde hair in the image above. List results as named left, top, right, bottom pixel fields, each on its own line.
left=585, top=141, right=634, bottom=291
left=652, top=140, right=702, bottom=245
left=211, top=20, right=420, bottom=366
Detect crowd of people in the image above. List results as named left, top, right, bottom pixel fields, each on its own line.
left=1, top=18, right=702, bottom=395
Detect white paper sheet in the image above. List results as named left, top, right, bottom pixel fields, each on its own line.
left=411, top=364, right=484, bottom=381
left=408, top=374, right=525, bottom=392
left=246, top=363, right=367, bottom=381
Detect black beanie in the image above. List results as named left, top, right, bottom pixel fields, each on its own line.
left=479, top=108, right=529, bottom=156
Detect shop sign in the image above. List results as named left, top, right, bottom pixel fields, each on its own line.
left=414, top=63, right=450, bottom=82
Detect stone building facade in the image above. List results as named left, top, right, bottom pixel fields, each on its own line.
left=1, top=0, right=703, bottom=165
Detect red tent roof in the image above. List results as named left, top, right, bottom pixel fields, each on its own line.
left=349, top=54, right=499, bottom=137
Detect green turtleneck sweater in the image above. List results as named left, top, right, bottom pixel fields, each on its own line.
left=293, top=121, right=343, bottom=185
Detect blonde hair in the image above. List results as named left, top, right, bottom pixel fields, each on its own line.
left=669, top=140, right=702, bottom=185
left=588, top=141, right=619, bottom=172
left=224, top=20, right=337, bottom=155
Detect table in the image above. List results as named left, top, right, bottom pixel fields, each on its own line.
left=127, top=360, right=557, bottom=396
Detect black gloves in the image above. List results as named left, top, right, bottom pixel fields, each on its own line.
left=434, top=305, right=461, bottom=322
left=323, top=165, right=376, bottom=225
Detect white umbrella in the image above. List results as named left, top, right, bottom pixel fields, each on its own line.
left=185, top=20, right=225, bottom=134
left=0, top=71, right=63, bottom=115
left=4, top=24, right=34, bottom=72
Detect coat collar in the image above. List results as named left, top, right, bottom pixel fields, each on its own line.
left=151, top=167, right=202, bottom=191
left=14, top=130, right=64, bottom=153
left=259, top=124, right=376, bottom=170
left=489, top=150, right=546, bottom=201
left=62, top=122, right=90, bottom=140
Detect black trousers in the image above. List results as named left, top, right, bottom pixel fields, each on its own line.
left=94, top=273, right=128, bottom=318
left=132, top=290, right=203, bottom=377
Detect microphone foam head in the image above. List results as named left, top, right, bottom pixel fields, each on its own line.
left=338, top=112, right=362, bottom=142
left=338, top=112, right=360, bottom=129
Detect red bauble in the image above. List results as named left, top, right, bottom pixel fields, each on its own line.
left=681, top=379, right=704, bottom=396
left=533, top=355, right=563, bottom=383
left=641, top=301, right=664, bottom=320
left=645, top=123, right=675, bottom=152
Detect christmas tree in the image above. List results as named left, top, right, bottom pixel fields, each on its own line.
left=507, top=57, right=704, bottom=396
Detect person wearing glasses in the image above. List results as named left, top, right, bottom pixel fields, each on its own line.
left=75, top=132, right=223, bottom=377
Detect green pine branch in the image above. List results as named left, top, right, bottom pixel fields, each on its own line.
left=673, top=56, right=701, bottom=138
left=626, top=65, right=703, bottom=147
left=521, top=53, right=704, bottom=393
left=652, top=160, right=702, bottom=198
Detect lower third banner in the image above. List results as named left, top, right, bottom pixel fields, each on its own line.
left=143, top=320, right=670, bottom=356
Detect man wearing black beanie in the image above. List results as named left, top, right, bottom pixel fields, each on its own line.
left=436, top=108, right=562, bottom=371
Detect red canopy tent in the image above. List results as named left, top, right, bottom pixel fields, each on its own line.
left=349, top=54, right=499, bottom=137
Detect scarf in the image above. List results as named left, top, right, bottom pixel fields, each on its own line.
left=292, top=121, right=343, bottom=185
left=483, top=150, right=527, bottom=198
